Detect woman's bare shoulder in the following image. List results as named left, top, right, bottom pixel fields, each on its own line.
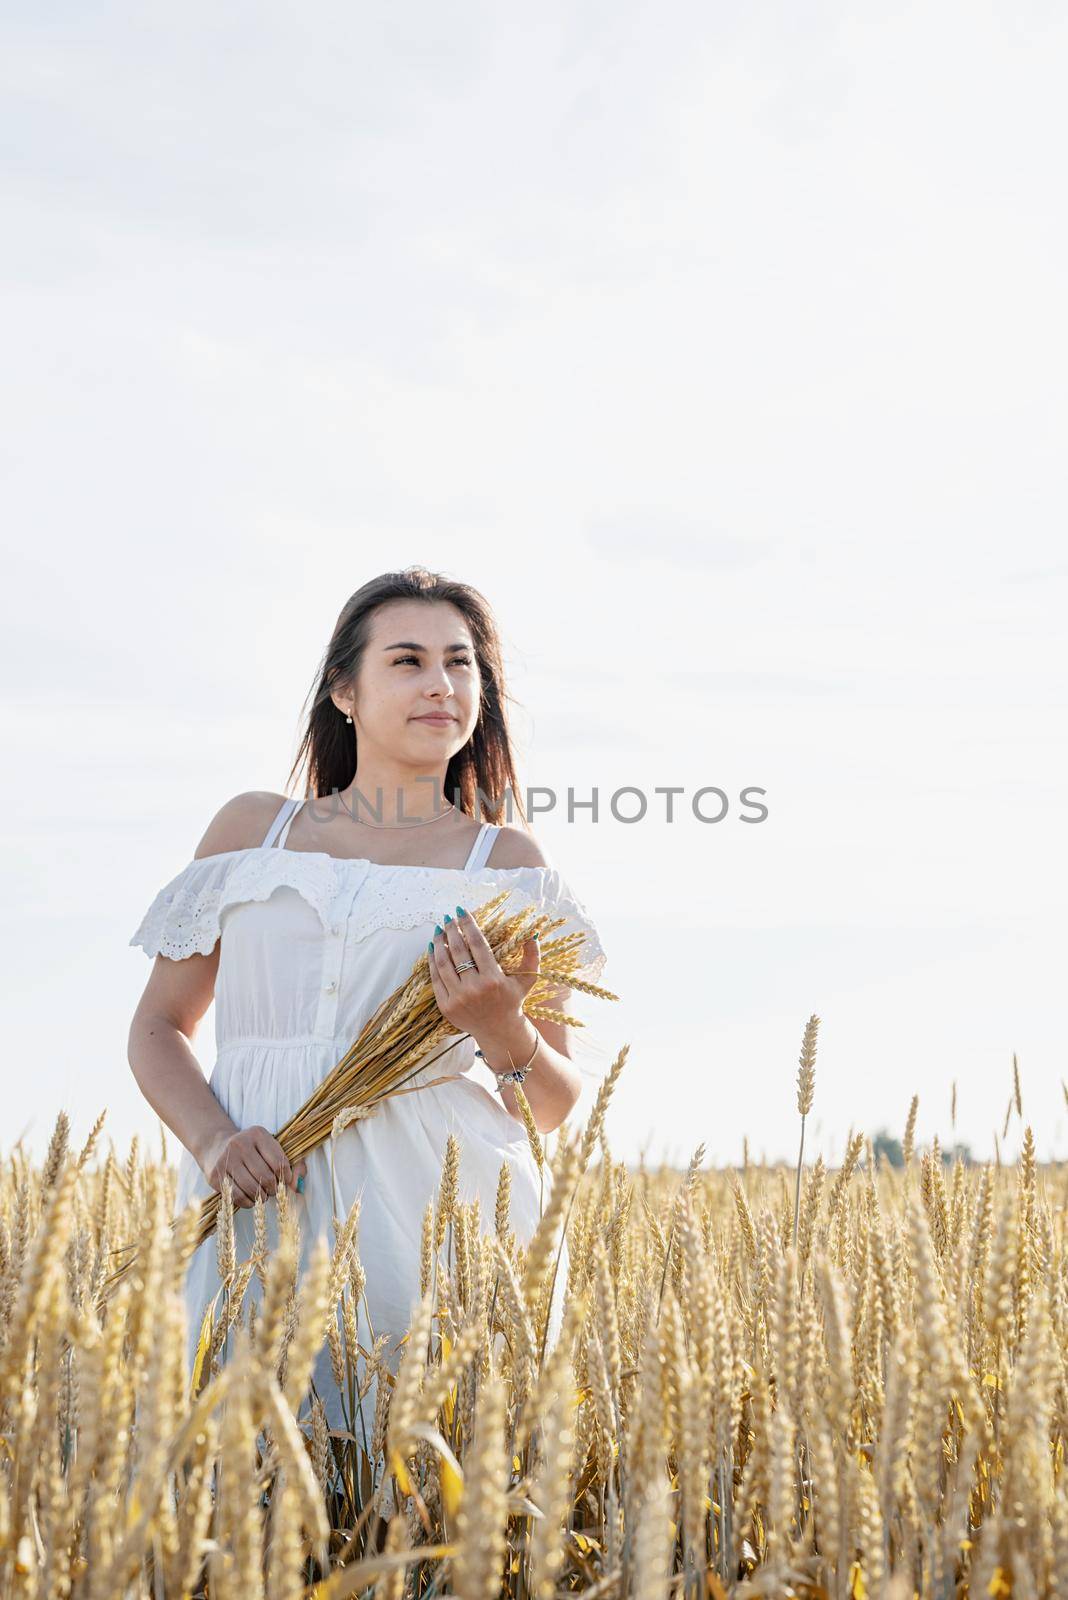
left=192, top=791, right=293, bottom=860
left=483, top=823, right=552, bottom=870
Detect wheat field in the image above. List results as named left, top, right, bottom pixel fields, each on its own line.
left=1, top=1028, right=1064, bottom=1599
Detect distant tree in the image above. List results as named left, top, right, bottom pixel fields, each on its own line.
left=870, top=1129, right=974, bottom=1168
left=872, top=1130, right=903, bottom=1167
left=944, top=1140, right=974, bottom=1166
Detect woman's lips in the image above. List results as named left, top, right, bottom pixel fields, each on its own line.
left=412, top=714, right=455, bottom=724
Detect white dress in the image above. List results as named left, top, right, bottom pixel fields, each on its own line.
left=129, top=796, right=609, bottom=1441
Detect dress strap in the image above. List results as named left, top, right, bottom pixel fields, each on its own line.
left=277, top=797, right=305, bottom=849
left=463, top=821, right=500, bottom=872
left=261, top=796, right=301, bottom=849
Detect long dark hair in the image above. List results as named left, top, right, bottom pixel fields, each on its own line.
left=285, top=566, right=527, bottom=826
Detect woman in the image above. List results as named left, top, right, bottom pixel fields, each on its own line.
left=126, top=566, right=608, bottom=1446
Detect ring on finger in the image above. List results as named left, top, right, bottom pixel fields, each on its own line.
left=441, top=920, right=474, bottom=974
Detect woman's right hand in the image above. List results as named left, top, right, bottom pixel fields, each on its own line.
left=200, top=1124, right=308, bottom=1210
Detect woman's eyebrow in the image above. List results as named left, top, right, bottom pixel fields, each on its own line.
left=381, top=640, right=472, bottom=652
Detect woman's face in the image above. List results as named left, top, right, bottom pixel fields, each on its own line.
left=337, top=599, right=481, bottom=762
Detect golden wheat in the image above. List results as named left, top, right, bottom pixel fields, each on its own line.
left=5, top=1033, right=1068, bottom=1594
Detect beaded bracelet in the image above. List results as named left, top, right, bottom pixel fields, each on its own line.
left=475, top=1023, right=540, bottom=1091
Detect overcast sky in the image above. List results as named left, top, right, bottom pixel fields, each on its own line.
left=3, top=1, right=1065, bottom=1171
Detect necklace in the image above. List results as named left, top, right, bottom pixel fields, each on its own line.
left=334, top=790, right=458, bottom=830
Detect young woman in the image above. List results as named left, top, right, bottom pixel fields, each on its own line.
left=127, top=566, right=608, bottom=1442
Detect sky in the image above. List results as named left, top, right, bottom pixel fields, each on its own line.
left=2, top=1, right=1066, bottom=1172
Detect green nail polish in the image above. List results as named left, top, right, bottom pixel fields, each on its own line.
left=296, top=1176, right=305, bottom=1194
left=456, top=904, right=466, bottom=916
left=444, top=913, right=452, bottom=923
left=434, top=923, right=443, bottom=935
left=428, top=940, right=434, bottom=951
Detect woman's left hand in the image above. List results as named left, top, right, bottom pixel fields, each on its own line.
left=427, top=909, right=540, bottom=1039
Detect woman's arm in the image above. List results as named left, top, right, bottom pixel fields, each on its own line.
left=463, top=823, right=584, bottom=1133
left=474, top=1008, right=581, bottom=1134
left=127, top=791, right=306, bottom=1203
left=127, top=944, right=238, bottom=1174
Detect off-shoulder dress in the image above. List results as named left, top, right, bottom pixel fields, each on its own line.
left=129, top=795, right=608, bottom=1438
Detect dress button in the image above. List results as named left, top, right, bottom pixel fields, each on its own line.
left=324, top=979, right=337, bottom=993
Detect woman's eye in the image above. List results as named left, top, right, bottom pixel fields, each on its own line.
left=393, top=655, right=472, bottom=667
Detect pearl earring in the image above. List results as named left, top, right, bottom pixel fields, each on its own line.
left=346, top=712, right=352, bottom=724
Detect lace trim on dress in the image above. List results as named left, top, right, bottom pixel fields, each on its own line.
left=127, top=850, right=339, bottom=961
left=129, top=849, right=608, bottom=985
left=344, top=861, right=608, bottom=986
